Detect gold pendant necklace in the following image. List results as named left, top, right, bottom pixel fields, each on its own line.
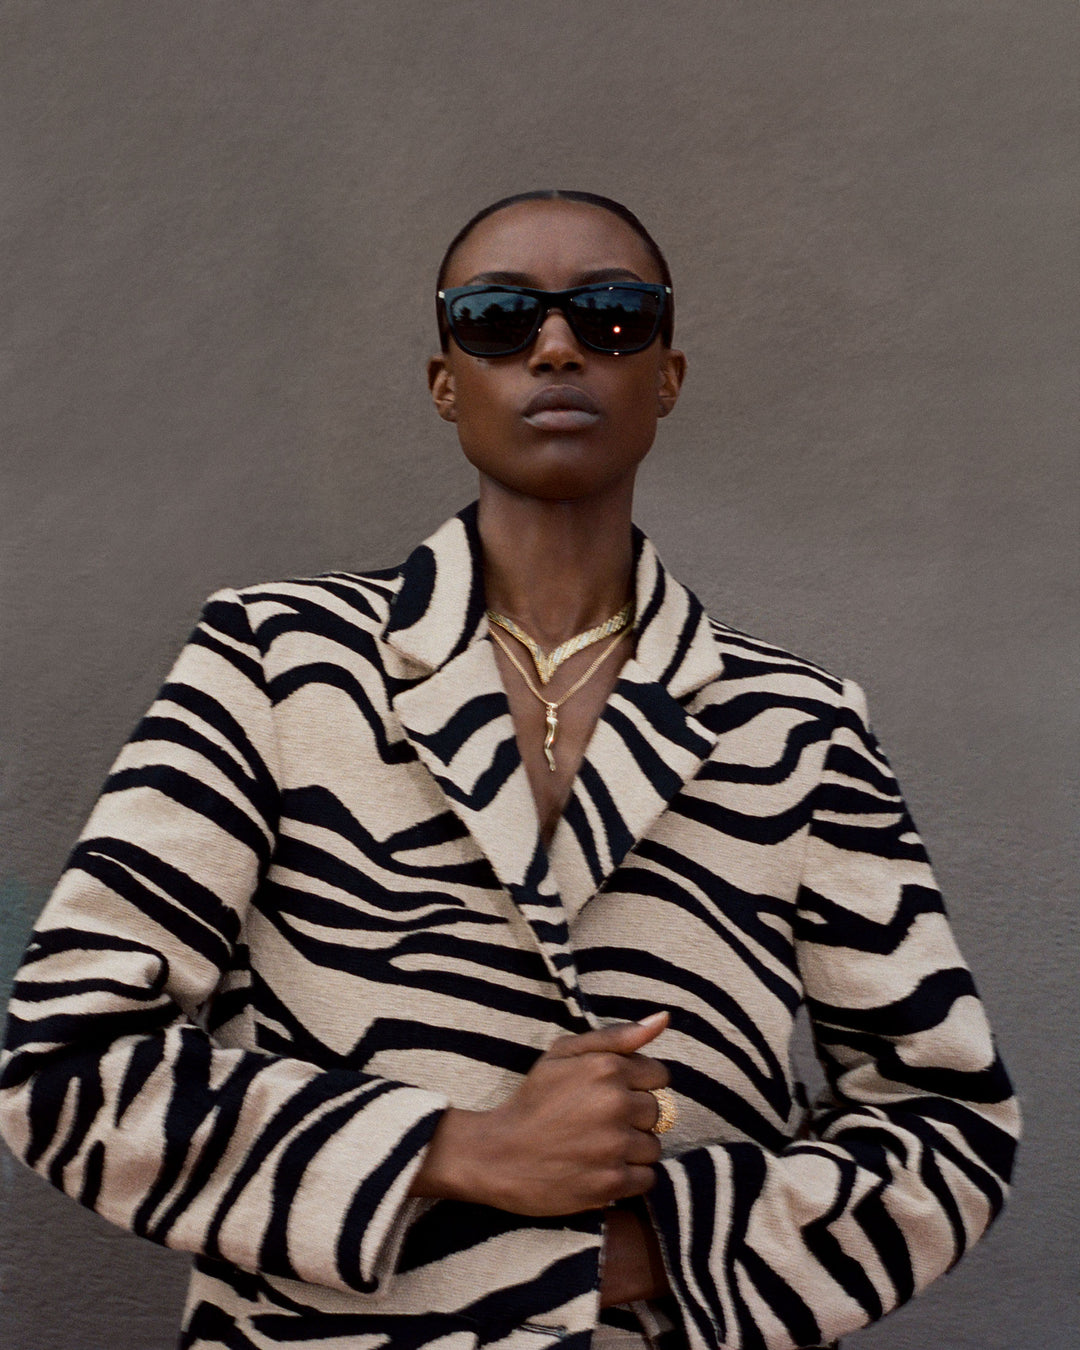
left=490, top=627, right=629, bottom=772
left=486, top=601, right=633, bottom=685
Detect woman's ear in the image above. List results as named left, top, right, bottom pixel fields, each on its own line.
left=657, top=348, right=687, bottom=418
left=427, top=355, right=458, bottom=423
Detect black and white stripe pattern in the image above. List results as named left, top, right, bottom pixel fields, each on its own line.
left=0, top=503, right=1019, bottom=1349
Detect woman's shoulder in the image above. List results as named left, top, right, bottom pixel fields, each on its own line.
left=702, top=612, right=848, bottom=700
left=204, top=565, right=406, bottom=632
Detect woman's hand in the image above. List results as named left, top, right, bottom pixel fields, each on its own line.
left=410, top=1012, right=670, bottom=1215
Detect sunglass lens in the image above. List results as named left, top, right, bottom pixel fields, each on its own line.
left=448, top=290, right=539, bottom=355
left=570, top=287, right=661, bottom=352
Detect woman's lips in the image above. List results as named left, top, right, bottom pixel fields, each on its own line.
left=522, top=384, right=601, bottom=431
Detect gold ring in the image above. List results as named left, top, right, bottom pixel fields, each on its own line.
left=649, top=1087, right=677, bottom=1135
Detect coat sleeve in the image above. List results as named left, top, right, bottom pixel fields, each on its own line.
left=646, top=678, right=1020, bottom=1350
left=0, top=590, right=449, bottom=1296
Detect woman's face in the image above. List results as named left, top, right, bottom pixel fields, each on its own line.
left=428, top=199, right=686, bottom=503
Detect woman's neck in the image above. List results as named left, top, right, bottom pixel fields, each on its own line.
left=477, top=478, right=636, bottom=649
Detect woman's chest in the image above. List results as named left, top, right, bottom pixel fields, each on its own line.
left=218, top=684, right=813, bottom=1146
left=256, top=667, right=816, bottom=960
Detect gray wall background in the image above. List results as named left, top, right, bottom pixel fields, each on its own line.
left=2, top=3, right=1076, bottom=1347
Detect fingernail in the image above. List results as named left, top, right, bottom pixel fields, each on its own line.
left=637, top=1011, right=668, bottom=1028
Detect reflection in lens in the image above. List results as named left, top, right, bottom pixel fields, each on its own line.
left=447, top=285, right=664, bottom=356
left=451, top=290, right=539, bottom=354
left=571, top=287, right=660, bottom=352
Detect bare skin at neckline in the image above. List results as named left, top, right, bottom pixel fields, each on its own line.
left=422, top=194, right=687, bottom=1308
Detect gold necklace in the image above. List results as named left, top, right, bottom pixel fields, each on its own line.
left=485, top=601, right=633, bottom=686
left=490, top=627, right=629, bottom=772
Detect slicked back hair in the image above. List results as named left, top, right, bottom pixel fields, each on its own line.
left=435, top=190, right=675, bottom=351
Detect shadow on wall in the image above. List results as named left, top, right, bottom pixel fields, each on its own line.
left=0, top=879, right=45, bottom=1009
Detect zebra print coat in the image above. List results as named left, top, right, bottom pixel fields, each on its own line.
left=0, top=503, right=1019, bottom=1350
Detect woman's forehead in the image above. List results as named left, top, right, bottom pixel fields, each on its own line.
left=444, top=199, right=661, bottom=288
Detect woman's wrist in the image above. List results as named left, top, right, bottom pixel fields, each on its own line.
left=408, top=1107, right=493, bottom=1204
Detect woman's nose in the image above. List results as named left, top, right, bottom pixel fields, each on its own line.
left=527, top=310, right=585, bottom=371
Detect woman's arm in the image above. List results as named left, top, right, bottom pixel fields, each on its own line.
left=0, top=590, right=676, bottom=1303
left=0, top=592, right=449, bottom=1296
left=644, top=680, right=1020, bottom=1350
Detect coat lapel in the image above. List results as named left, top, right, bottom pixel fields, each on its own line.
left=382, top=505, right=723, bottom=1013
left=548, top=530, right=722, bottom=920
left=384, top=506, right=591, bottom=1023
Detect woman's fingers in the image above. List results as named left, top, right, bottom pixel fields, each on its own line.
left=628, top=1088, right=665, bottom=1134
left=624, top=1121, right=663, bottom=1165
left=547, top=1012, right=669, bottom=1060
left=617, top=1163, right=660, bottom=1199
left=622, top=1055, right=671, bottom=1093
left=543, top=1017, right=670, bottom=1096
left=468, top=1015, right=673, bottom=1215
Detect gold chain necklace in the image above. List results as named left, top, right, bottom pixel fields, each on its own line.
left=485, top=601, right=633, bottom=685
left=490, top=627, right=629, bottom=772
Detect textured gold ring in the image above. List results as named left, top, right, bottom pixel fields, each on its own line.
left=649, top=1087, right=677, bottom=1135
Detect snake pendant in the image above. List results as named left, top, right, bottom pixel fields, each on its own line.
left=543, top=703, right=559, bottom=772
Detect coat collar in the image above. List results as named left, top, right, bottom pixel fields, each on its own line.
left=384, top=503, right=722, bottom=1024
left=383, top=502, right=721, bottom=697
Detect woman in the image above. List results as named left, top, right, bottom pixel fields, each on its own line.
left=0, top=191, right=1019, bottom=1350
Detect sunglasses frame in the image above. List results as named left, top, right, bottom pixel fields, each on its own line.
left=438, top=281, right=672, bottom=357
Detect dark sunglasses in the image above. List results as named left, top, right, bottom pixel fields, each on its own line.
left=438, top=281, right=671, bottom=357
